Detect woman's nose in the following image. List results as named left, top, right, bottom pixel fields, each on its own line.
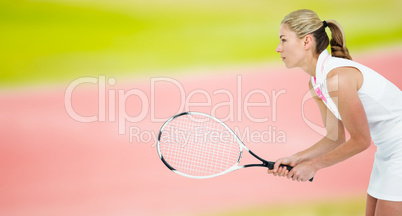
left=275, top=43, right=282, bottom=53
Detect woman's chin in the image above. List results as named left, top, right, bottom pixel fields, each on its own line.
left=284, top=63, right=294, bottom=69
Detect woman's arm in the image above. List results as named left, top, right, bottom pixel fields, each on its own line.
left=292, top=81, right=346, bottom=162
left=288, top=67, right=371, bottom=181
left=308, top=67, right=371, bottom=166
left=268, top=80, right=345, bottom=174
left=269, top=67, right=371, bottom=181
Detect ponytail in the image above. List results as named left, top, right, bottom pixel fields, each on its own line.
left=326, top=20, right=352, bottom=60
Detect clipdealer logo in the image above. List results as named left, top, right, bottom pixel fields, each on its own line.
left=63, top=74, right=327, bottom=145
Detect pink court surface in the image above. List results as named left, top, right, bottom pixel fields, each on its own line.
left=1, top=48, right=402, bottom=216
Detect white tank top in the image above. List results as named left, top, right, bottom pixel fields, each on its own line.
left=311, top=50, right=402, bottom=144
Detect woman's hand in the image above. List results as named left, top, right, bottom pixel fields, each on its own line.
left=267, top=155, right=316, bottom=182
left=267, top=156, right=298, bottom=177
left=287, top=161, right=317, bottom=182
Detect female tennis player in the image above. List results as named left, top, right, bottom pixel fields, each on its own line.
left=267, top=9, right=402, bottom=215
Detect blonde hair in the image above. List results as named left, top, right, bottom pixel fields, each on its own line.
left=282, top=9, right=352, bottom=60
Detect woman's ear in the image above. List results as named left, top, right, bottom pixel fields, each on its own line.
left=303, top=34, right=314, bottom=50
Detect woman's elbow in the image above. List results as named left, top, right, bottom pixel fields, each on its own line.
left=357, top=135, right=371, bottom=151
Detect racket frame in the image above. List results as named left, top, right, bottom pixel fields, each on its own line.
left=157, top=111, right=280, bottom=179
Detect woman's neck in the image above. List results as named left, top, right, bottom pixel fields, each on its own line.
left=300, top=52, right=319, bottom=77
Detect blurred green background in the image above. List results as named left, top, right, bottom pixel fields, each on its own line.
left=1, top=0, right=401, bottom=87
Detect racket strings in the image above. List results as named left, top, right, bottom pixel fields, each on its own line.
left=159, top=114, right=241, bottom=177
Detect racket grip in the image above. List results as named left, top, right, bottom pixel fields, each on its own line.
left=279, top=164, right=293, bottom=171
left=278, top=164, right=314, bottom=182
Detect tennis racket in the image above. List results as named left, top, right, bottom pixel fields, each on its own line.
left=157, top=112, right=313, bottom=182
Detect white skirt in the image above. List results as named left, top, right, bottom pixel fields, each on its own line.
left=367, top=137, right=402, bottom=201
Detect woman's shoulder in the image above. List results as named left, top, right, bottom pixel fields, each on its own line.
left=324, top=55, right=373, bottom=78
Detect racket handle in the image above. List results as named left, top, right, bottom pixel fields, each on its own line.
left=278, top=164, right=293, bottom=171
left=276, top=163, right=314, bottom=182
left=247, top=151, right=314, bottom=182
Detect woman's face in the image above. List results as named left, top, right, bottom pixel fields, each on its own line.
left=275, top=24, right=306, bottom=68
